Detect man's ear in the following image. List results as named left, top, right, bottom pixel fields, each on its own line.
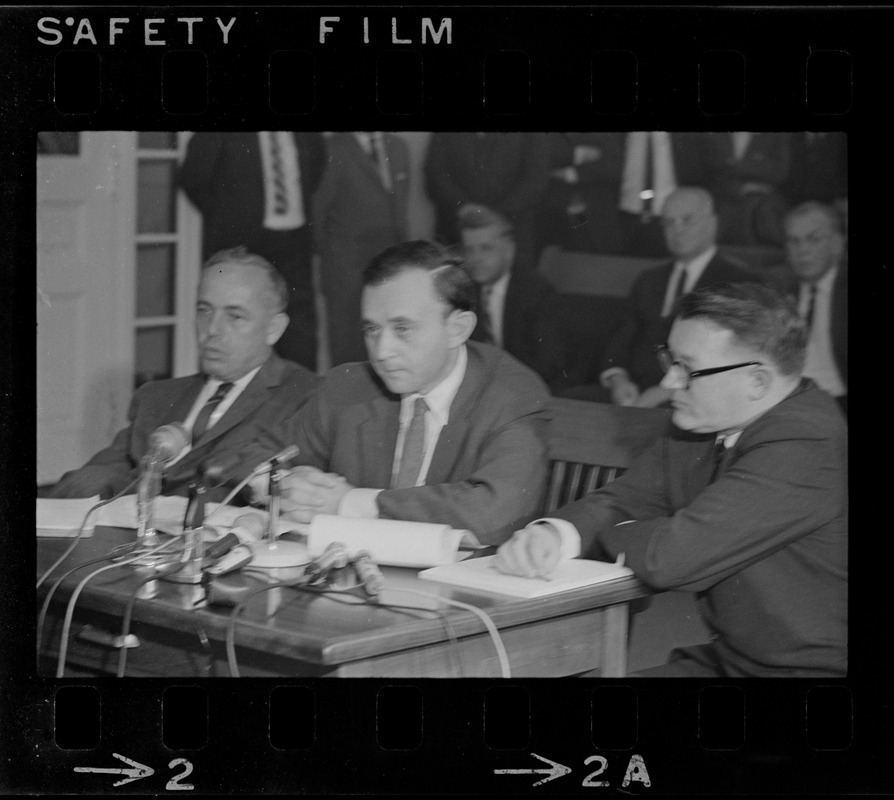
left=748, top=365, right=773, bottom=400
left=266, top=312, right=289, bottom=345
left=447, top=309, right=477, bottom=347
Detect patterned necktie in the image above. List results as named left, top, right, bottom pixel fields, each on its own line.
left=268, top=133, right=288, bottom=215
left=192, top=382, right=234, bottom=445
left=392, top=397, right=428, bottom=489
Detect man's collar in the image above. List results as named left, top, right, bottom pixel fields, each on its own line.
left=402, top=345, right=468, bottom=425
left=675, top=244, right=717, bottom=273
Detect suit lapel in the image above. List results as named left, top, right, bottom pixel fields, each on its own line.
left=425, top=347, right=489, bottom=484
left=358, top=394, right=401, bottom=487
left=188, top=358, right=283, bottom=459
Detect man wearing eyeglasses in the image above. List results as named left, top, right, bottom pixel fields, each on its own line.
left=496, top=282, right=848, bottom=678
left=598, top=186, right=753, bottom=408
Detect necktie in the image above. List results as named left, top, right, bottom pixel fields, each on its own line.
left=804, top=284, right=818, bottom=333
left=710, top=437, right=728, bottom=482
left=268, top=133, right=288, bottom=215
left=192, top=382, right=234, bottom=445
left=392, top=397, right=428, bottom=489
left=664, top=267, right=687, bottom=316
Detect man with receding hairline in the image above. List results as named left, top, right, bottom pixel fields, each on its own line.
left=236, top=240, right=551, bottom=545
left=497, top=283, right=847, bottom=678
left=595, top=186, right=754, bottom=408
left=50, top=247, right=318, bottom=502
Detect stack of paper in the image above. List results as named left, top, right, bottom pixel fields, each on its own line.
left=418, top=555, right=633, bottom=598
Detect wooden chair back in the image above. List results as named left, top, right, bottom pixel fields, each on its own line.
left=544, top=398, right=671, bottom=513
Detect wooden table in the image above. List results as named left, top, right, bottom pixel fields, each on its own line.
left=37, top=527, right=647, bottom=678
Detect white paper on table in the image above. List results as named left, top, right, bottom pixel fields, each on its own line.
left=36, top=497, right=102, bottom=537
left=92, top=495, right=292, bottom=540
left=307, top=515, right=482, bottom=568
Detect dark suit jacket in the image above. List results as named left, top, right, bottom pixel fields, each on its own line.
left=313, top=133, right=412, bottom=364
left=784, top=132, right=848, bottom=205
left=773, top=265, right=848, bottom=389
left=240, top=342, right=550, bottom=545
left=600, top=253, right=754, bottom=389
left=313, top=132, right=410, bottom=288
left=424, top=132, right=550, bottom=244
left=555, top=380, right=848, bottom=677
left=50, top=356, right=318, bottom=503
left=543, top=132, right=626, bottom=253
left=179, top=131, right=327, bottom=257
left=470, top=267, right=558, bottom=382
left=704, top=132, right=791, bottom=198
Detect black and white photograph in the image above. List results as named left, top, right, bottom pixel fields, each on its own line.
left=3, top=4, right=889, bottom=796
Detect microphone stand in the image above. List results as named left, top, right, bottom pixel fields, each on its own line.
left=129, top=452, right=173, bottom=568
left=250, top=456, right=308, bottom=582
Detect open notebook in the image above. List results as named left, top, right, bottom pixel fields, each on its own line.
left=418, top=555, right=633, bottom=599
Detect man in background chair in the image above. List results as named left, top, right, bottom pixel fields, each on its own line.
left=597, top=186, right=753, bottom=408
left=461, top=205, right=559, bottom=384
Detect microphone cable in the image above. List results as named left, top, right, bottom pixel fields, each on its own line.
left=114, top=555, right=190, bottom=678
left=36, top=541, right=143, bottom=664
left=54, top=537, right=180, bottom=678
left=223, top=578, right=464, bottom=678
left=36, top=476, right=141, bottom=591
left=382, top=587, right=512, bottom=678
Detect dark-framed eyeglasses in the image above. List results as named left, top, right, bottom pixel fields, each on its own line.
left=655, top=344, right=762, bottom=388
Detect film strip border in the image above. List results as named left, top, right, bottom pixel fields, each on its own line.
left=0, top=7, right=882, bottom=125
left=11, top=681, right=877, bottom=794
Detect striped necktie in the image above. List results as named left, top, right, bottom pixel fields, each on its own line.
left=192, top=382, right=234, bottom=445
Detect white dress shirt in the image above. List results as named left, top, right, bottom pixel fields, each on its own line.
left=338, top=346, right=469, bottom=518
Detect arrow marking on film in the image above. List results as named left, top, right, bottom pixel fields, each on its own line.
left=74, top=752, right=155, bottom=787
left=494, top=752, right=572, bottom=786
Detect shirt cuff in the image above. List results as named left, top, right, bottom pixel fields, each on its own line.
left=599, top=367, right=628, bottom=388
left=337, top=488, right=382, bottom=519
left=530, top=517, right=581, bottom=560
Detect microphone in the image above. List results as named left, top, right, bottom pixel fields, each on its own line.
left=351, top=551, right=384, bottom=598
left=303, top=541, right=350, bottom=582
left=147, top=423, right=189, bottom=465
left=204, top=512, right=268, bottom=562
left=250, top=444, right=301, bottom=476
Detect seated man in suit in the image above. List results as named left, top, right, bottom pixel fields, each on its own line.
left=596, top=186, right=753, bottom=408
left=496, top=283, right=848, bottom=678
left=50, top=247, right=318, bottom=502
left=777, top=202, right=848, bottom=414
left=461, top=205, right=559, bottom=384
left=239, top=240, right=551, bottom=546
